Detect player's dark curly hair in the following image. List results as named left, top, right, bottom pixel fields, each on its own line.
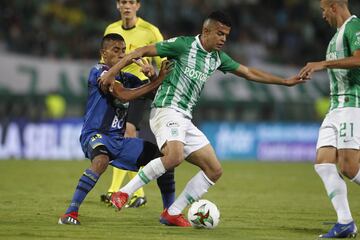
left=206, top=11, right=232, bottom=27
left=101, top=33, right=125, bottom=49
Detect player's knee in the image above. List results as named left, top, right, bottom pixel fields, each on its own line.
left=339, top=164, right=356, bottom=179
left=163, top=153, right=183, bottom=169
left=211, top=165, right=223, bottom=182
left=203, top=165, right=222, bottom=182
left=91, top=156, right=109, bottom=175
left=125, top=123, right=137, bottom=138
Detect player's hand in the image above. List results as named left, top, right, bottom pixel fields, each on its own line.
left=285, top=75, right=310, bottom=86
left=298, top=61, right=326, bottom=79
left=98, top=70, right=115, bottom=93
left=158, top=60, right=174, bottom=80
left=132, top=58, right=155, bottom=79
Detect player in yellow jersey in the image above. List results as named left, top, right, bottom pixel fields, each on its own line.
left=100, top=0, right=175, bottom=210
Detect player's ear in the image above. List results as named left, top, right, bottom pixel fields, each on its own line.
left=135, top=1, right=141, bottom=11
left=100, top=49, right=106, bottom=61
left=330, top=3, right=337, bottom=13
left=116, top=0, right=120, bottom=11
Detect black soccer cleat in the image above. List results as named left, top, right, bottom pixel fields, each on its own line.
left=125, top=195, right=147, bottom=208
left=100, top=192, right=113, bottom=204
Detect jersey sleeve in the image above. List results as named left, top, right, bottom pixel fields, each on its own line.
left=346, top=20, right=360, bottom=54
left=155, top=36, right=187, bottom=59
left=88, top=67, right=102, bottom=86
left=218, top=51, right=241, bottom=73
left=103, top=23, right=115, bottom=36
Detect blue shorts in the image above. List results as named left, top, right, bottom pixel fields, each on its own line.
left=82, top=133, right=144, bottom=172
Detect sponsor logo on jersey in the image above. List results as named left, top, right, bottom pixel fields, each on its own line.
left=355, top=34, right=360, bottom=46
left=184, top=67, right=207, bottom=82
left=128, top=44, right=139, bottom=50
left=165, top=37, right=178, bottom=43
left=326, top=51, right=337, bottom=60
left=166, top=121, right=180, bottom=128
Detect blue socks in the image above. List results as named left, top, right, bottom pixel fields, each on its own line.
left=157, top=169, right=175, bottom=209
left=66, top=169, right=99, bottom=214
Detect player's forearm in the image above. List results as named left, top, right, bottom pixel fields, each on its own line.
left=323, top=56, right=360, bottom=69
left=111, top=77, right=162, bottom=102
left=245, top=67, right=287, bottom=85
left=106, top=55, right=134, bottom=79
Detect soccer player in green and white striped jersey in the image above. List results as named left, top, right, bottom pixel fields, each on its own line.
left=100, top=11, right=306, bottom=227
left=299, top=0, right=360, bottom=238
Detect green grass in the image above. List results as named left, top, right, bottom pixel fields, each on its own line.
left=0, top=160, right=359, bottom=240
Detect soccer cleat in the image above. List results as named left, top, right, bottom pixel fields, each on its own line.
left=100, top=192, right=113, bottom=204
left=110, top=191, right=129, bottom=210
left=125, top=195, right=147, bottom=208
left=58, top=212, right=80, bottom=225
left=319, top=221, right=357, bottom=238
left=159, top=209, right=191, bottom=227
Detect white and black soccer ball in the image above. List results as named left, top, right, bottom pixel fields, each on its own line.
left=187, top=199, right=220, bottom=229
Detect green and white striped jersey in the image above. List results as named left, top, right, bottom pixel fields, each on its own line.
left=326, top=15, right=360, bottom=110
left=154, top=35, right=240, bottom=118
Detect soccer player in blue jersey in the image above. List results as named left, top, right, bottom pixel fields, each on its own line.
left=58, top=33, right=173, bottom=225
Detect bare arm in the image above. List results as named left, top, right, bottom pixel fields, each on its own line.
left=99, top=45, right=158, bottom=90
left=109, top=60, right=172, bottom=102
left=233, top=65, right=306, bottom=86
left=299, top=50, right=360, bottom=78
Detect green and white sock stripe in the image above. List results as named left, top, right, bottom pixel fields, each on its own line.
left=138, top=170, right=150, bottom=184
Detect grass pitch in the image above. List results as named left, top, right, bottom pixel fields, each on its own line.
left=0, top=160, right=359, bottom=240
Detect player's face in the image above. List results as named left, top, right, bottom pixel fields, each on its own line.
left=117, top=0, right=140, bottom=20
left=102, top=40, right=126, bottom=68
left=205, top=21, right=231, bottom=51
left=320, top=0, right=337, bottom=27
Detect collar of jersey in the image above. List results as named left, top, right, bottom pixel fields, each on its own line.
left=121, top=17, right=142, bottom=31
left=195, top=34, right=211, bottom=53
left=337, top=15, right=357, bottom=31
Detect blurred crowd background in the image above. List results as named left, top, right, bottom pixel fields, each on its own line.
left=1, top=0, right=360, bottom=123
left=4, top=0, right=360, bottom=64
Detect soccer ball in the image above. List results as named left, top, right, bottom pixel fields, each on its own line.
left=187, top=199, right=220, bottom=229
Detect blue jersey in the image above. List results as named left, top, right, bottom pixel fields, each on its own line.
left=80, top=63, right=143, bottom=146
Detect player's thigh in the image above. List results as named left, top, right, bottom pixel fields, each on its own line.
left=186, top=144, right=222, bottom=182
left=161, top=140, right=185, bottom=169
left=110, top=138, right=145, bottom=172
left=316, top=109, right=339, bottom=164
left=125, top=122, right=137, bottom=138
left=338, top=149, right=360, bottom=178
left=149, top=108, right=187, bottom=153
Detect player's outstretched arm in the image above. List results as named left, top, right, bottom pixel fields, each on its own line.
left=110, top=60, right=172, bottom=102
left=233, top=65, right=307, bottom=86
left=298, top=50, right=360, bottom=79
left=98, top=45, right=158, bottom=90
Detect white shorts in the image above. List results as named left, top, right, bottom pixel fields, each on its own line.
left=149, top=107, right=210, bottom=158
left=317, top=107, right=360, bottom=149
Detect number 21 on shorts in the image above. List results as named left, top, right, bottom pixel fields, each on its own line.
left=339, top=122, right=354, bottom=139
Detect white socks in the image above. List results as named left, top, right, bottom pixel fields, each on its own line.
left=315, top=163, right=353, bottom=224
left=120, top=157, right=166, bottom=195
left=351, top=169, right=360, bottom=185
left=167, top=171, right=214, bottom=216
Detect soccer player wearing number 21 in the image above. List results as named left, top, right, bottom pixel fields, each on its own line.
left=298, top=0, right=360, bottom=238
left=99, top=11, right=306, bottom=227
